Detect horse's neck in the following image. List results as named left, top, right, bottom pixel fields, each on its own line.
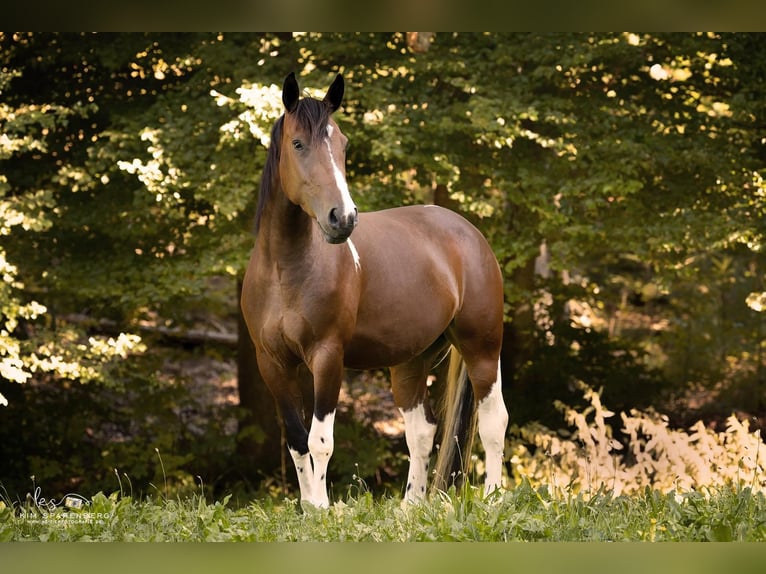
left=257, top=181, right=316, bottom=263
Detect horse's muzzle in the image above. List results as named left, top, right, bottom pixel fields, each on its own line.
left=324, top=207, right=358, bottom=243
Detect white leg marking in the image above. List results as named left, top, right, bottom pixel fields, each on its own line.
left=288, top=447, right=315, bottom=503
left=347, top=238, right=361, bottom=272
left=477, top=362, right=508, bottom=496
left=400, top=403, right=437, bottom=503
left=306, top=410, right=335, bottom=508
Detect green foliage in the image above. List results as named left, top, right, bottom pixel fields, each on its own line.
left=0, top=347, right=240, bottom=501
left=330, top=415, right=407, bottom=497
left=512, top=278, right=668, bottom=426
left=2, top=32, right=766, bottom=505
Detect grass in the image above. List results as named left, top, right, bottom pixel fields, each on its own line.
left=3, top=480, right=766, bottom=542
left=5, top=383, right=766, bottom=543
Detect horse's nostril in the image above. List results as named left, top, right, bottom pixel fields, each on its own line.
left=329, top=207, right=357, bottom=231
left=329, top=208, right=340, bottom=228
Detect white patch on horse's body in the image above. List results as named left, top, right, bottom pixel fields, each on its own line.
left=476, top=361, right=508, bottom=495
left=304, top=410, right=335, bottom=508
left=347, top=238, right=361, bottom=271
left=400, top=403, right=437, bottom=503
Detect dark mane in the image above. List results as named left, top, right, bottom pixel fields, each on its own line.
left=253, top=96, right=333, bottom=235
left=254, top=116, right=283, bottom=235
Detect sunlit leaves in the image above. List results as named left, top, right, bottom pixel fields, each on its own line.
left=117, top=127, right=184, bottom=199
left=27, top=330, right=145, bottom=385
left=746, top=292, right=766, bottom=313
left=214, top=83, right=283, bottom=147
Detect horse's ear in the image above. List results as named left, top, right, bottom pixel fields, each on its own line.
left=324, top=74, right=344, bottom=113
left=282, top=72, right=300, bottom=113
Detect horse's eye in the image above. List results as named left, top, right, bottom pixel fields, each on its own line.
left=292, top=139, right=304, bottom=151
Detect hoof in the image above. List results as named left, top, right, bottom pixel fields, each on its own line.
left=300, top=497, right=330, bottom=511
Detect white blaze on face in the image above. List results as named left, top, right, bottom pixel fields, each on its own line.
left=325, top=124, right=356, bottom=217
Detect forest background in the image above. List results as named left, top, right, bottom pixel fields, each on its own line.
left=2, top=32, right=766, bottom=502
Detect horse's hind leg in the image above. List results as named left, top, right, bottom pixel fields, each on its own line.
left=474, top=359, right=507, bottom=494
left=391, top=343, right=448, bottom=503
left=392, top=363, right=436, bottom=503
left=453, top=324, right=508, bottom=494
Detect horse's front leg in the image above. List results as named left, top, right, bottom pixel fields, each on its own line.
left=305, top=344, right=345, bottom=509
left=281, top=407, right=317, bottom=503
left=255, top=354, right=320, bottom=504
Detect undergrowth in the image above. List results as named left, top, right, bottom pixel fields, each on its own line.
left=5, top=382, right=766, bottom=541
left=3, top=481, right=766, bottom=541
left=506, top=381, right=766, bottom=496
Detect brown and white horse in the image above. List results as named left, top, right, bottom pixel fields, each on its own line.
left=241, top=72, right=508, bottom=508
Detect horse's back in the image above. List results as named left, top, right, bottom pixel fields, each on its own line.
left=360, top=204, right=479, bottom=237
left=357, top=205, right=500, bottom=286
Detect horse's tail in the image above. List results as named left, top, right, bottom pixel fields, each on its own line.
left=431, top=346, right=477, bottom=494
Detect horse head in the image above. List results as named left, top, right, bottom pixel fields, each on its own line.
left=279, top=72, right=358, bottom=244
